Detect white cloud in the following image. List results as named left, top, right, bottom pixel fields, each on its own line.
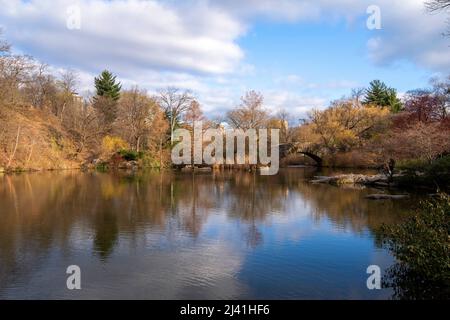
left=275, top=75, right=359, bottom=91
left=275, top=74, right=306, bottom=87
left=264, top=90, right=328, bottom=117
left=365, top=0, right=450, bottom=70
left=0, top=0, right=244, bottom=75
left=210, top=0, right=325, bottom=22
left=2, top=0, right=447, bottom=75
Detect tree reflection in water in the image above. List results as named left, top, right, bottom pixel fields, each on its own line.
left=0, top=168, right=417, bottom=298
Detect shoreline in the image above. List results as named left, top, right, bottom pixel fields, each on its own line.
left=1, top=165, right=447, bottom=192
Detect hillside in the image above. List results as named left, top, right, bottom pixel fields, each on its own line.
left=0, top=106, right=83, bottom=172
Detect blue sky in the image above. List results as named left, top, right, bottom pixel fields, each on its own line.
left=242, top=20, right=430, bottom=90
left=0, top=0, right=448, bottom=120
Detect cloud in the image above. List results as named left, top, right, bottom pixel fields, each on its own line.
left=0, top=0, right=244, bottom=75
left=365, top=0, right=450, bottom=70
left=209, top=0, right=325, bottom=22
left=2, top=0, right=447, bottom=76
left=264, top=90, right=328, bottom=117
left=275, top=75, right=360, bottom=91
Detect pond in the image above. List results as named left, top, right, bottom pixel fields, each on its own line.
left=0, top=168, right=415, bottom=299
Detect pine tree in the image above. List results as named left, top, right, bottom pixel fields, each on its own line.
left=363, top=80, right=402, bottom=113
left=386, top=88, right=403, bottom=113
left=94, top=70, right=121, bottom=101
left=93, top=70, right=122, bottom=133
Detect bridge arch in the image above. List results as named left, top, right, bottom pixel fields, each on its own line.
left=296, top=152, right=323, bottom=167
left=279, top=143, right=323, bottom=167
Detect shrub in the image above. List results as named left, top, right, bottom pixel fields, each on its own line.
left=379, top=194, right=450, bottom=299
left=139, top=152, right=162, bottom=168
left=426, top=155, right=450, bottom=177
left=118, top=149, right=143, bottom=161
left=101, top=136, right=129, bottom=156
left=328, top=151, right=379, bottom=168
left=397, top=158, right=429, bottom=171
left=383, top=122, right=450, bottom=162
left=396, top=155, right=450, bottom=189
left=95, top=162, right=108, bottom=172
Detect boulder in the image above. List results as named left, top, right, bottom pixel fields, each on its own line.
left=311, top=174, right=388, bottom=186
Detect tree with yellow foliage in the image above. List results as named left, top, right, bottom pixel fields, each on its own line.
left=303, top=99, right=390, bottom=154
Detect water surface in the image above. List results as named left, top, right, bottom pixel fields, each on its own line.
left=0, top=168, right=413, bottom=299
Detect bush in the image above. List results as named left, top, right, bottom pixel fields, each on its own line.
left=138, top=152, right=163, bottom=168
left=397, top=155, right=450, bottom=189
left=118, top=149, right=143, bottom=161
left=379, top=194, right=450, bottom=299
left=426, top=155, right=450, bottom=178
left=95, top=162, right=109, bottom=172
left=327, top=150, right=379, bottom=168
left=397, top=158, right=429, bottom=171
left=101, top=136, right=129, bottom=156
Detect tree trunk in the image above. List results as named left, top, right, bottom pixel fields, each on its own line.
left=7, top=125, right=21, bottom=168
left=159, top=137, right=163, bottom=169
left=26, top=140, right=34, bottom=166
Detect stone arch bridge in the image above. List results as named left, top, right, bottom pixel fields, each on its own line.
left=279, top=143, right=323, bottom=167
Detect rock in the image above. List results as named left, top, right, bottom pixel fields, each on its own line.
left=311, top=176, right=335, bottom=184
left=373, top=182, right=390, bottom=187
left=118, top=160, right=139, bottom=169
left=311, top=174, right=388, bottom=186
left=365, top=194, right=409, bottom=200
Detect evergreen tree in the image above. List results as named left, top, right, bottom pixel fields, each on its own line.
left=364, top=80, right=402, bottom=113
left=94, top=70, right=121, bottom=101
left=93, top=70, right=122, bottom=133
left=386, top=88, right=403, bottom=113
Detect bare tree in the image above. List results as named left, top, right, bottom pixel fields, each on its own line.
left=158, top=87, right=193, bottom=144
left=56, top=69, right=79, bottom=121
left=0, top=54, right=35, bottom=105
left=275, top=108, right=291, bottom=143
left=66, top=102, right=101, bottom=154
left=0, top=29, right=10, bottom=54
left=430, top=76, right=450, bottom=120
left=59, top=69, right=79, bottom=94
left=426, top=0, right=450, bottom=11
left=117, top=87, right=160, bottom=152
left=22, top=63, right=57, bottom=109
left=351, top=87, right=366, bottom=104
left=227, top=90, right=269, bottom=129
left=426, top=0, right=450, bottom=35
left=184, top=100, right=205, bottom=127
